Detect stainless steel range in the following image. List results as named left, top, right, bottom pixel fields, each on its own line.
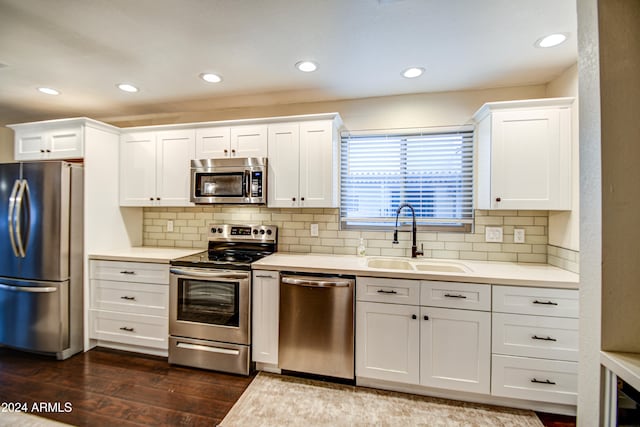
left=168, top=224, right=277, bottom=375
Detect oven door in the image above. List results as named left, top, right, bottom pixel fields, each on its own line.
left=169, top=267, right=250, bottom=345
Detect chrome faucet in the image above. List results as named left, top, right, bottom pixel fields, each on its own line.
left=392, top=203, right=424, bottom=258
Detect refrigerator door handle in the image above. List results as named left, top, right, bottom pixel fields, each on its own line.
left=14, top=179, right=31, bottom=258
left=7, top=179, right=20, bottom=257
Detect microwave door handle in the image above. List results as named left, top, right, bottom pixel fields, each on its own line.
left=244, top=170, right=250, bottom=198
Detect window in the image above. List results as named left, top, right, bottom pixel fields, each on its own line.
left=340, top=126, right=474, bottom=231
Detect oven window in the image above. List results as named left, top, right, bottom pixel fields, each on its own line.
left=196, top=173, right=244, bottom=197
left=177, top=278, right=239, bottom=327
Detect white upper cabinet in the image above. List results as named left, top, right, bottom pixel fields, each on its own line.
left=120, top=129, right=195, bottom=206
left=474, top=98, right=574, bottom=210
left=9, top=118, right=118, bottom=161
left=195, top=125, right=267, bottom=159
left=268, top=118, right=340, bottom=208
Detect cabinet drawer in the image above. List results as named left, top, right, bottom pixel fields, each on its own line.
left=90, top=260, right=169, bottom=285
left=90, top=280, right=168, bottom=317
left=420, top=281, right=491, bottom=311
left=493, top=286, right=578, bottom=318
left=89, top=309, right=167, bottom=349
left=491, top=355, right=577, bottom=405
left=492, top=313, right=578, bottom=361
left=356, top=277, right=420, bottom=305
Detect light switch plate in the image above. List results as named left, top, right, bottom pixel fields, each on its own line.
left=514, top=228, right=525, bottom=243
left=310, top=223, right=319, bottom=237
left=485, top=226, right=503, bottom=243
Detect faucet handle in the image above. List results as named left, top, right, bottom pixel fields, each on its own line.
left=416, top=243, right=424, bottom=257
left=392, top=230, right=399, bottom=244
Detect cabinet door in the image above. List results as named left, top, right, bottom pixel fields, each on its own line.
left=15, top=131, right=46, bottom=160
left=299, top=121, right=337, bottom=207
left=156, top=130, right=195, bottom=206
left=356, top=301, right=420, bottom=384
left=252, top=271, right=279, bottom=364
left=267, top=124, right=300, bottom=207
left=120, top=132, right=157, bottom=206
left=195, top=127, right=231, bottom=158
left=420, top=307, right=490, bottom=394
left=231, top=125, right=268, bottom=158
left=48, top=125, right=84, bottom=159
left=490, top=108, right=571, bottom=210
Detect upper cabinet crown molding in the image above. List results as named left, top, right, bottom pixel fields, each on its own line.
left=473, top=97, right=575, bottom=211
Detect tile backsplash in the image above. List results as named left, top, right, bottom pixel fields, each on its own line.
left=142, top=207, right=567, bottom=266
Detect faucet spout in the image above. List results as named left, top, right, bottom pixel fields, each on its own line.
left=393, top=203, right=424, bottom=258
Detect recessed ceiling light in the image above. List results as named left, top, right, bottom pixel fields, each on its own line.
left=200, top=73, right=223, bottom=83
left=401, top=67, right=425, bottom=79
left=295, top=61, right=318, bottom=73
left=535, top=33, right=568, bottom=48
left=117, top=83, right=139, bottom=93
left=38, top=87, right=60, bottom=95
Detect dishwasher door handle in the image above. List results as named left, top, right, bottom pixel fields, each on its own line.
left=281, top=276, right=352, bottom=288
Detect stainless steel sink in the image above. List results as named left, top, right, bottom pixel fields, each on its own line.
left=366, top=258, right=414, bottom=270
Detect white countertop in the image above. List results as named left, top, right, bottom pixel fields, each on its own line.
left=601, top=351, right=640, bottom=392
left=88, top=247, right=203, bottom=263
left=252, top=253, right=579, bottom=288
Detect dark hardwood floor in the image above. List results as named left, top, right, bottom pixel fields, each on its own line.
left=0, top=347, right=576, bottom=426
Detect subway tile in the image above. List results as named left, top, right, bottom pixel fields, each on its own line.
left=517, top=253, right=547, bottom=263
left=488, top=252, right=517, bottom=262
left=432, top=250, right=460, bottom=259
left=460, top=251, right=488, bottom=261
left=474, top=216, right=504, bottom=226
left=445, top=241, right=473, bottom=251
left=504, top=216, right=534, bottom=226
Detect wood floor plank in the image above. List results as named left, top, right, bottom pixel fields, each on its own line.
left=0, top=346, right=574, bottom=426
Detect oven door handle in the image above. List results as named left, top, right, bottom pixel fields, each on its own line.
left=170, top=267, right=249, bottom=280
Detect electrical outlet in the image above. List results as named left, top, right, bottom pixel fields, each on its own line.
left=167, top=220, right=174, bottom=232
left=485, top=226, right=503, bottom=243
left=514, top=228, right=525, bottom=243
left=310, top=223, right=319, bottom=237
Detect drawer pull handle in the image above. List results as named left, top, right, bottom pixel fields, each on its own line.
left=533, top=300, right=558, bottom=306
left=119, top=327, right=135, bottom=332
left=531, top=378, right=556, bottom=385
left=120, top=271, right=136, bottom=275
left=532, top=335, right=557, bottom=342
left=444, top=293, right=467, bottom=299
left=120, top=296, right=136, bottom=301
left=377, top=289, right=397, bottom=294
left=255, top=275, right=275, bottom=279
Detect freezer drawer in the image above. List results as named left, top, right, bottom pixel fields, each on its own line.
left=279, top=274, right=355, bottom=380
left=0, top=278, right=69, bottom=353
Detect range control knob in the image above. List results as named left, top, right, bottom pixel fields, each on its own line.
left=217, top=228, right=223, bottom=234
left=253, top=229, right=259, bottom=235
left=260, top=229, right=265, bottom=235
left=266, top=229, right=272, bottom=235
left=210, top=228, right=217, bottom=233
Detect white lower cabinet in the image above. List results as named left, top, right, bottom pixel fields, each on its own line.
left=420, top=306, right=491, bottom=394
left=356, top=301, right=420, bottom=384
left=355, top=278, right=490, bottom=394
left=252, top=270, right=280, bottom=364
left=491, top=285, right=579, bottom=406
left=89, top=260, right=169, bottom=355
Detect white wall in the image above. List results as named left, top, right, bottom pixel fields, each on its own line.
left=546, top=63, right=580, bottom=251
left=0, top=127, right=14, bottom=162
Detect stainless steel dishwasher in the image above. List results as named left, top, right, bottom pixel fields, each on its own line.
left=279, top=274, right=355, bottom=380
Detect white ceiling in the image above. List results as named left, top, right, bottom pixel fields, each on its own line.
left=0, top=0, right=577, bottom=126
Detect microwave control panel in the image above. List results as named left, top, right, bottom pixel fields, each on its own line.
left=250, top=171, right=263, bottom=197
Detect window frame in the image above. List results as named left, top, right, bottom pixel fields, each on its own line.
left=339, top=125, right=475, bottom=232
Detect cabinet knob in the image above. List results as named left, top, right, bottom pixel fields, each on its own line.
left=424, top=315, right=429, bottom=321
left=292, top=197, right=296, bottom=202
left=46, top=149, right=51, bottom=153
left=149, top=197, right=154, bottom=201
left=301, top=197, right=305, bottom=201
left=40, top=149, right=45, bottom=153
left=231, top=149, right=236, bottom=155
left=224, top=149, right=228, bottom=155
left=411, top=314, right=417, bottom=320
left=156, top=197, right=161, bottom=201
left=496, top=197, right=501, bottom=202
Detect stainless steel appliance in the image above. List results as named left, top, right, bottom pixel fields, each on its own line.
left=169, top=224, right=277, bottom=375
left=191, top=157, right=267, bottom=204
left=0, top=161, right=83, bottom=360
left=279, top=274, right=355, bottom=380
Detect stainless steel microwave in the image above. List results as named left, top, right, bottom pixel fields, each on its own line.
left=191, top=157, right=267, bottom=204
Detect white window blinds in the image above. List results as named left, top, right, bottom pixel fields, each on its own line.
left=340, top=126, right=474, bottom=230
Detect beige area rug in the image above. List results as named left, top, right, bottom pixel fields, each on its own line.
left=0, top=412, right=70, bottom=426
left=220, top=373, right=544, bottom=427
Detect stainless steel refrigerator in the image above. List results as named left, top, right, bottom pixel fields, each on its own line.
left=0, top=161, right=83, bottom=360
